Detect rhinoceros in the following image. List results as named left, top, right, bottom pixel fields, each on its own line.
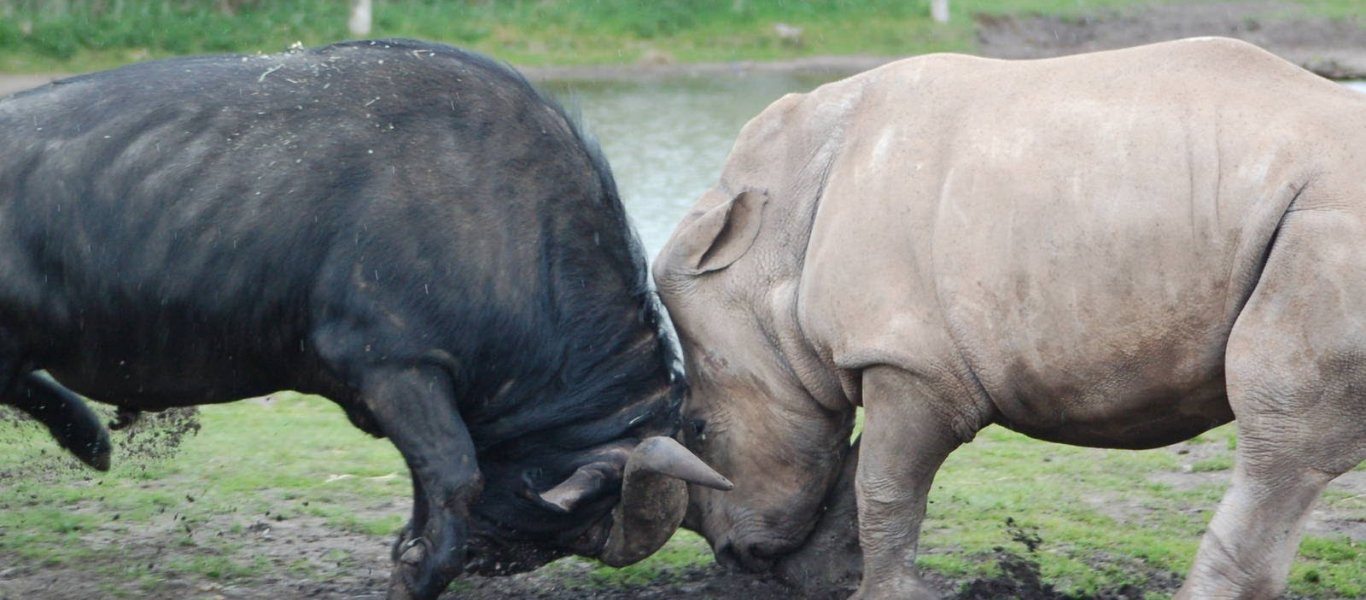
left=654, top=37, right=1366, bottom=599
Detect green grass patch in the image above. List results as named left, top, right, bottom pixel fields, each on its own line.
left=915, top=424, right=1364, bottom=597
left=0, top=0, right=1360, bottom=72
left=1188, top=455, right=1233, bottom=472
left=584, top=530, right=712, bottom=587
left=3, top=400, right=1364, bottom=596
left=0, top=393, right=407, bottom=595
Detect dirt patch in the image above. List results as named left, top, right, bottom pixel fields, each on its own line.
left=0, top=74, right=55, bottom=97
left=952, top=519, right=1181, bottom=600
left=975, top=1, right=1366, bottom=79
left=0, top=514, right=393, bottom=600
left=1150, top=441, right=1366, bottom=543
left=0, top=510, right=1196, bottom=600
left=459, top=564, right=795, bottom=600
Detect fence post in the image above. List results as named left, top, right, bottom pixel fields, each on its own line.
left=931, top=0, right=949, bottom=23
left=349, top=0, right=372, bottom=36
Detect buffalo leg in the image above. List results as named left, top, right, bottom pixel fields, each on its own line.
left=4, top=372, right=112, bottom=471
left=359, top=365, right=481, bottom=600
left=853, top=366, right=968, bottom=600
left=392, top=477, right=429, bottom=563
left=1179, top=211, right=1366, bottom=599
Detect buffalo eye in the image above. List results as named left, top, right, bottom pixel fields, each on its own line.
left=688, top=418, right=707, bottom=441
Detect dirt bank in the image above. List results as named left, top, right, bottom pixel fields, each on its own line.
left=974, top=1, right=1366, bottom=79
left=521, top=0, right=1366, bottom=81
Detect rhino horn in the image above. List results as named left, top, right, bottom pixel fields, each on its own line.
left=597, top=436, right=732, bottom=566
left=537, top=437, right=733, bottom=514
left=630, top=436, right=733, bottom=490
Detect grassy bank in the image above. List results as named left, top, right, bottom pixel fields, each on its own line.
left=2, top=395, right=1362, bottom=597
left=0, top=0, right=1361, bottom=72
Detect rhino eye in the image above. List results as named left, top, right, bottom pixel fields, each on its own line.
left=689, top=418, right=707, bottom=441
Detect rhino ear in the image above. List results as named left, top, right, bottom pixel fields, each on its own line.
left=670, top=189, right=768, bottom=275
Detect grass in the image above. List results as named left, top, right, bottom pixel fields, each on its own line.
left=0, top=0, right=1361, bottom=72
left=3, top=396, right=1364, bottom=597
left=920, top=425, right=1366, bottom=597
left=0, top=393, right=409, bottom=595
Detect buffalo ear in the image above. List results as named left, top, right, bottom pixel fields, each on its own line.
left=671, top=189, right=768, bottom=274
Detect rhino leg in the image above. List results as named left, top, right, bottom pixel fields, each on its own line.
left=5, top=372, right=112, bottom=471
left=354, top=364, right=482, bottom=600
left=852, top=366, right=971, bottom=600
left=1179, top=210, right=1366, bottom=600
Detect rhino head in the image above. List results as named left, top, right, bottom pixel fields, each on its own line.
left=650, top=89, right=864, bottom=576
left=652, top=185, right=854, bottom=573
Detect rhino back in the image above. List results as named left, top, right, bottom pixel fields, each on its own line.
left=798, top=38, right=1366, bottom=446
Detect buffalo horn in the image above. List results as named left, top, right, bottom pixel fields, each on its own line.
left=597, top=436, right=732, bottom=566
left=538, top=463, right=613, bottom=514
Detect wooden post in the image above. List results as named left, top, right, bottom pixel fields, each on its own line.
left=931, top=0, right=949, bottom=23
left=349, top=0, right=372, bottom=36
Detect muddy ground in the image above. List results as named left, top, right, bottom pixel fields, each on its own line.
left=5, top=435, right=1361, bottom=599
left=2, top=1, right=1365, bottom=599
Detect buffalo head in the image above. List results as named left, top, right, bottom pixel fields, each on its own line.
left=460, top=404, right=733, bottom=575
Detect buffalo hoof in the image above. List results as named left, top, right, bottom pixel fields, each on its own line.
left=399, top=539, right=426, bottom=565
left=391, top=524, right=418, bottom=563
left=386, top=535, right=462, bottom=600
left=63, top=430, right=112, bottom=472
left=85, top=444, right=112, bottom=472
left=14, top=373, right=115, bottom=472
left=386, top=539, right=429, bottom=600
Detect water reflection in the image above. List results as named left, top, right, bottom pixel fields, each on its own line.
left=549, top=74, right=830, bottom=257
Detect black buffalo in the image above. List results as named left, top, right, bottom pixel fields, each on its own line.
left=0, top=39, right=730, bottom=599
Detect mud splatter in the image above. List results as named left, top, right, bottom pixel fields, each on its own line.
left=952, top=519, right=1179, bottom=600
left=0, top=403, right=200, bottom=480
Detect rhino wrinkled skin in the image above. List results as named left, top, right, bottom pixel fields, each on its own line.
left=655, top=37, right=1366, bottom=599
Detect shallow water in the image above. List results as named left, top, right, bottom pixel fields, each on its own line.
left=562, top=77, right=1366, bottom=258
left=549, top=73, right=831, bottom=258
